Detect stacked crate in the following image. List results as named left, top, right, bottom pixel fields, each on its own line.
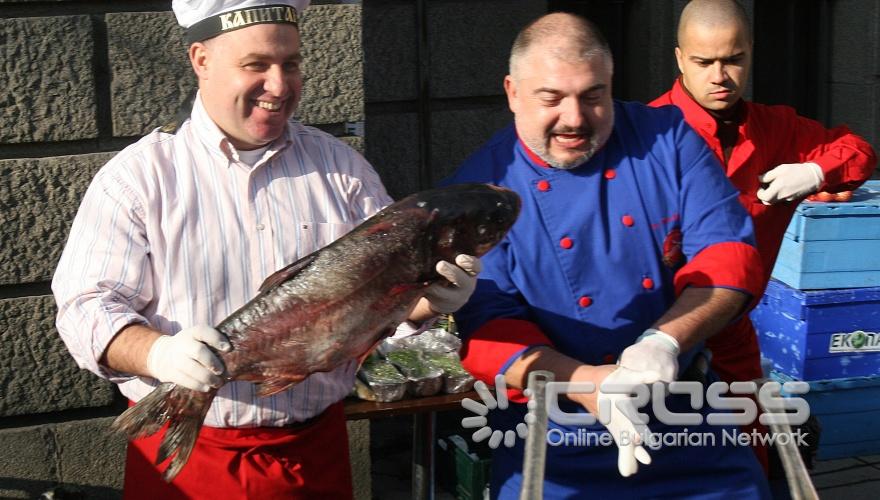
left=751, top=181, right=880, bottom=459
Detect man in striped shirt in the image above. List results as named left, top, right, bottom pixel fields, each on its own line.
left=51, top=1, right=481, bottom=497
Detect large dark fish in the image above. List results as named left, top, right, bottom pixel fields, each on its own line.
left=112, top=183, right=520, bottom=480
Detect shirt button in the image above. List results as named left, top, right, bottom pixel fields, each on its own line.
left=604, top=169, right=617, bottom=180
left=578, top=296, right=592, bottom=308
left=622, top=215, right=634, bottom=227
left=602, top=354, right=616, bottom=364
left=537, top=180, right=551, bottom=192
left=256, top=223, right=265, bottom=231
left=642, top=277, right=654, bottom=290
left=560, top=237, right=573, bottom=249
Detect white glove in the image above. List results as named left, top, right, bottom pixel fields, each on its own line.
left=146, top=325, right=231, bottom=392
left=757, top=162, right=824, bottom=205
left=598, top=366, right=654, bottom=477
left=618, top=328, right=680, bottom=384
left=423, top=254, right=482, bottom=314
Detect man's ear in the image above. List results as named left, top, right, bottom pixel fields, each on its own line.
left=674, top=46, right=684, bottom=75
left=189, top=42, right=210, bottom=79
left=504, top=75, right=518, bottom=114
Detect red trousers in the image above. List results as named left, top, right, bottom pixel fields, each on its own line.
left=123, top=401, right=353, bottom=500
left=706, top=316, right=769, bottom=474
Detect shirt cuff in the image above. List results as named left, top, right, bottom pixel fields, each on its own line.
left=460, top=318, right=554, bottom=403
left=97, top=316, right=152, bottom=383
left=674, top=241, right=764, bottom=309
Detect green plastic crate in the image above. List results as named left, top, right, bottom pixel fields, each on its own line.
left=454, top=446, right=491, bottom=500
left=437, top=434, right=491, bottom=500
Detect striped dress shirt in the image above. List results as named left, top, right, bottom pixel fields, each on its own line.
left=52, top=95, right=393, bottom=427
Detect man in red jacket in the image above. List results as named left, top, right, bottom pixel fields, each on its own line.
left=650, top=0, right=876, bottom=470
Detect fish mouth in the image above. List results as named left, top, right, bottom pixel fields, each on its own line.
left=415, top=183, right=520, bottom=260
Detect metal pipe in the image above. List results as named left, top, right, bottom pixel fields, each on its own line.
left=756, top=381, right=819, bottom=500
left=520, top=370, right=554, bottom=500
left=412, top=411, right=436, bottom=500
left=766, top=417, right=819, bottom=500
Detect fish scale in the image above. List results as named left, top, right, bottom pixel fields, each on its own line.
left=111, top=183, right=521, bottom=481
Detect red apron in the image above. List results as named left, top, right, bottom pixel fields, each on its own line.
left=123, top=401, right=353, bottom=499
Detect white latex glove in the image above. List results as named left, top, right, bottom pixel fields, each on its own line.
left=146, top=325, right=231, bottom=392
left=617, top=328, right=681, bottom=384
left=598, top=366, right=654, bottom=477
left=423, top=254, right=482, bottom=314
left=757, top=162, right=824, bottom=205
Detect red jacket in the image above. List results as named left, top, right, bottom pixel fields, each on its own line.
left=651, top=79, right=876, bottom=384
left=651, top=79, right=877, bottom=291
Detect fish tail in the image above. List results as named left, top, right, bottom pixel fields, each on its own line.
left=111, top=382, right=216, bottom=482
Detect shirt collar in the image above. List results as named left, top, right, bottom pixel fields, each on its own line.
left=669, top=78, right=719, bottom=136
left=190, top=91, right=293, bottom=167
left=516, top=133, right=552, bottom=169
left=669, top=78, right=748, bottom=135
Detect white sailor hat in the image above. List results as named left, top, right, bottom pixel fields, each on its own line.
left=172, top=0, right=310, bottom=44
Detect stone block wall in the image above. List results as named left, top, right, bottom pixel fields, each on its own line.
left=363, top=0, right=548, bottom=199
left=0, top=2, right=368, bottom=498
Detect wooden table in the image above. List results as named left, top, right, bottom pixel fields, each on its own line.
left=345, top=391, right=477, bottom=500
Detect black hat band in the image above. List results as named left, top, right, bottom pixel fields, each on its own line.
left=186, top=4, right=298, bottom=44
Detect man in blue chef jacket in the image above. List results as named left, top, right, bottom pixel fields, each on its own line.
left=444, top=12, right=772, bottom=499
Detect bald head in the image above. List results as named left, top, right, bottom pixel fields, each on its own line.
left=678, top=0, right=751, bottom=45
left=675, top=0, right=752, bottom=111
left=509, top=12, right=612, bottom=81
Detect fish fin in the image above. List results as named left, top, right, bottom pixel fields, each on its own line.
left=258, top=254, right=318, bottom=292
left=111, top=383, right=215, bottom=482
left=365, top=220, right=395, bottom=234
left=257, top=376, right=303, bottom=397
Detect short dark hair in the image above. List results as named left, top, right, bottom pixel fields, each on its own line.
left=509, top=12, right=612, bottom=79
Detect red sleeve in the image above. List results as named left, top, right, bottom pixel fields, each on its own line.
left=783, top=113, right=877, bottom=191
left=674, top=241, right=764, bottom=308
left=460, top=318, right=554, bottom=403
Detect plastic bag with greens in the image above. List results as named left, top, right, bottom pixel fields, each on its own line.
left=356, top=353, right=408, bottom=402
left=385, top=348, right=443, bottom=397
left=424, top=351, right=475, bottom=393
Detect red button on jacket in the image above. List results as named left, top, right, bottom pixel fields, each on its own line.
left=604, top=169, right=617, bottom=180
left=622, top=215, right=634, bottom=227
left=642, top=277, right=654, bottom=289
left=578, top=296, right=592, bottom=308
left=537, top=180, right=551, bottom=192
left=560, top=237, right=573, bottom=249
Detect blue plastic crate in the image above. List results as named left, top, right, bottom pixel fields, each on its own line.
left=772, top=371, right=880, bottom=460
left=771, top=181, right=880, bottom=289
left=751, top=279, right=880, bottom=380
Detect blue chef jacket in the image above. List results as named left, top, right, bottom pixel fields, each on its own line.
left=444, top=101, right=771, bottom=499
